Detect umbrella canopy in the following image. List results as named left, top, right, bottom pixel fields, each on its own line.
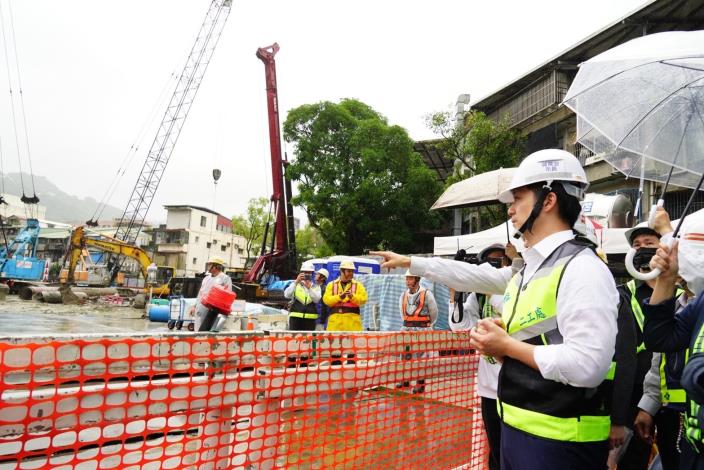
left=431, top=167, right=516, bottom=210
left=563, top=31, right=704, bottom=189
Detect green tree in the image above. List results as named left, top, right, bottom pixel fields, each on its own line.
left=425, top=109, right=525, bottom=227
left=284, top=98, right=442, bottom=254
left=231, top=197, right=269, bottom=267
left=295, top=225, right=334, bottom=266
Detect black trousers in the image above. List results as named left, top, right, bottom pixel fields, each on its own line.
left=500, top=423, right=609, bottom=470
left=481, top=397, right=501, bottom=470
left=655, top=407, right=684, bottom=470
left=288, top=316, right=317, bottom=331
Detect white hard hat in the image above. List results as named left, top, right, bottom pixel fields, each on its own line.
left=316, top=268, right=329, bottom=279
left=498, top=149, right=589, bottom=203
left=207, top=257, right=227, bottom=268
left=300, top=262, right=315, bottom=272
left=404, top=269, right=420, bottom=278
left=339, top=260, right=356, bottom=270
left=624, top=223, right=660, bottom=246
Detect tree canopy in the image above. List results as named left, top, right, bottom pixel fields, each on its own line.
left=283, top=98, right=442, bottom=254
left=425, top=109, right=525, bottom=227
left=231, top=197, right=269, bottom=267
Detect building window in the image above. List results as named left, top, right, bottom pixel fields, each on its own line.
left=200, top=216, right=207, bottom=227
left=213, top=239, right=218, bottom=244
left=238, top=249, right=244, bottom=255
left=206, top=242, right=211, bottom=249
left=195, top=236, right=199, bottom=242
left=221, top=245, right=226, bottom=252
left=193, top=257, right=197, bottom=265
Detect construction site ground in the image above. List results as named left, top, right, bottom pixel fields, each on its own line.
left=0, top=295, right=159, bottom=335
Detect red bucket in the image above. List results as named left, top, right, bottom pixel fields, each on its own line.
left=203, top=285, right=236, bottom=314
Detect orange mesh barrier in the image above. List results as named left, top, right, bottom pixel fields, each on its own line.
left=0, top=331, right=488, bottom=469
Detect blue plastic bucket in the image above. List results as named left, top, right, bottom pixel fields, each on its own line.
left=148, top=305, right=170, bottom=322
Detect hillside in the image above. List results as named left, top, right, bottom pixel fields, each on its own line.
left=2, top=173, right=124, bottom=223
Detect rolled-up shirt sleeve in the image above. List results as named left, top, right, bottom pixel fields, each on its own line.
left=410, top=257, right=512, bottom=295
left=533, top=254, right=619, bottom=388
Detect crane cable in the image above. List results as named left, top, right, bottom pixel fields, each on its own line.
left=88, top=71, right=179, bottom=225
left=0, top=0, right=38, bottom=215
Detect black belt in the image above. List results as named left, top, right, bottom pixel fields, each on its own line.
left=404, top=320, right=431, bottom=328
left=330, top=306, right=360, bottom=314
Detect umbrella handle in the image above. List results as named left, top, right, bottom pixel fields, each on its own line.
left=647, top=199, right=665, bottom=229
left=624, top=247, right=661, bottom=281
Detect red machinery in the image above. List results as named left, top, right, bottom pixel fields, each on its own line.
left=243, top=43, right=297, bottom=284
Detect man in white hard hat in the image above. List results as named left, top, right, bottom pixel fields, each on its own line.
left=323, top=259, right=367, bottom=331
left=284, top=262, right=321, bottom=331
left=194, top=257, right=232, bottom=331
left=372, top=149, right=619, bottom=469
left=397, top=270, right=438, bottom=393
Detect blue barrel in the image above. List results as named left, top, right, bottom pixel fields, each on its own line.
left=150, top=298, right=170, bottom=306
left=148, top=305, right=171, bottom=322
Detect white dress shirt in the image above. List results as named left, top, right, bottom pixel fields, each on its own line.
left=411, top=230, right=619, bottom=389
left=450, top=292, right=504, bottom=399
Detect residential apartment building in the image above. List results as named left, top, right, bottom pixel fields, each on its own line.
left=150, top=205, right=246, bottom=276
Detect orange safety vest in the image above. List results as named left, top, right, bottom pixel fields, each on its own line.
left=331, top=280, right=360, bottom=314
left=402, top=289, right=430, bottom=327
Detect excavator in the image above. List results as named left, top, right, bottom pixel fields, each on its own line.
left=62, top=226, right=173, bottom=295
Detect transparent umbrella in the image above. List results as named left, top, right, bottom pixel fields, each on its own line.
left=563, top=30, right=704, bottom=280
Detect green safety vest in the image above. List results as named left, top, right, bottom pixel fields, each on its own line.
left=498, top=240, right=610, bottom=443
left=604, top=280, right=648, bottom=382
left=289, top=284, right=319, bottom=319
left=685, top=320, right=704, bottom=453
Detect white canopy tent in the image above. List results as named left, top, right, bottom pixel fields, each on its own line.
left=433, top=220, right=631, bottom=256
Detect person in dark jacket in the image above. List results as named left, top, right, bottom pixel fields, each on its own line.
left=643, top=219, right=704, bottom=470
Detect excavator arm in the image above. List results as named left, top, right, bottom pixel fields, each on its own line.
left=66, top=226, right=153, bottom=284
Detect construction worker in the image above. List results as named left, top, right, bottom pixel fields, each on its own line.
left=397, top=270, right=438, bottom=394
left=449, top=243, right=512, bottom=470
left=644, top=217, right=704, bottom=470
left=194, top=257, right=232, bottom=330
left=284, top=262, right=321, bottom=331
left=323, top=260, right=367, bottom=331
left=372, top=149, right=619, bottom=469
left=315, top=268, right=330, bottom=330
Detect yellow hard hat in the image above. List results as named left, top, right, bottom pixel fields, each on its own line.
left=339, top=260, right=356, bottom=270
left=207, top=257, right=227, bottom=268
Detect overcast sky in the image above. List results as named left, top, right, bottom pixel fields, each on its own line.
left=0, top=0, right=647, bottom=224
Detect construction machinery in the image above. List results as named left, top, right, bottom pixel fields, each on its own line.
left=94, top=0, right=232, bottom=280
left=240, top=43, right=297, bottom=296
left=0, top=218, right=47, bottom=285
left=64, top=226, right=173, bottom=295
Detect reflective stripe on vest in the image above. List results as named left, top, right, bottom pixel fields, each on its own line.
left=499, top=240, right=610, bottom=442
left=290, top=284, right=318, bottom=319
left=477, top=294, right=498, bottom=320
left=684, top=321, right=704, bottom=453
left=501, top=402, right=611, bottom=443
left=658, top=289, right=687, bottom=405
left=625, top=280, right=646, bottom=354
left=402, top=289, right=429, bottom=325
left=605, top=361, right=616, bottom=381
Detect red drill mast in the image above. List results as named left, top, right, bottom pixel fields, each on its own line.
left=244, top=43, right=297, bottom=283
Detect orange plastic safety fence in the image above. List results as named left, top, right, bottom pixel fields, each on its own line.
left=0, top=331, right=488, bottom=469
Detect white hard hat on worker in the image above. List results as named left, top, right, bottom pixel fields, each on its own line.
left=498, top=149, right=589, bottom=204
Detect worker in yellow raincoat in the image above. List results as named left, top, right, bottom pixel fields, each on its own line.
left=323, top=259, right=368, bottom=331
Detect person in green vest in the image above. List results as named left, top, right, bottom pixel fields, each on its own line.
left=611, top=215, right=675, bottom=469
left=372, top=149, right=619, bottom=469
left=644, top=217, right=704, bottom=470
left=284, top=262, right=321, bottom=331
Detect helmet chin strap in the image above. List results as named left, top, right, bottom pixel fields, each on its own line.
left=513, top=182, right=553, bottom=240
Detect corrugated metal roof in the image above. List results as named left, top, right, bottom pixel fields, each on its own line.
left=473, top=0, right=704, bottom=115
